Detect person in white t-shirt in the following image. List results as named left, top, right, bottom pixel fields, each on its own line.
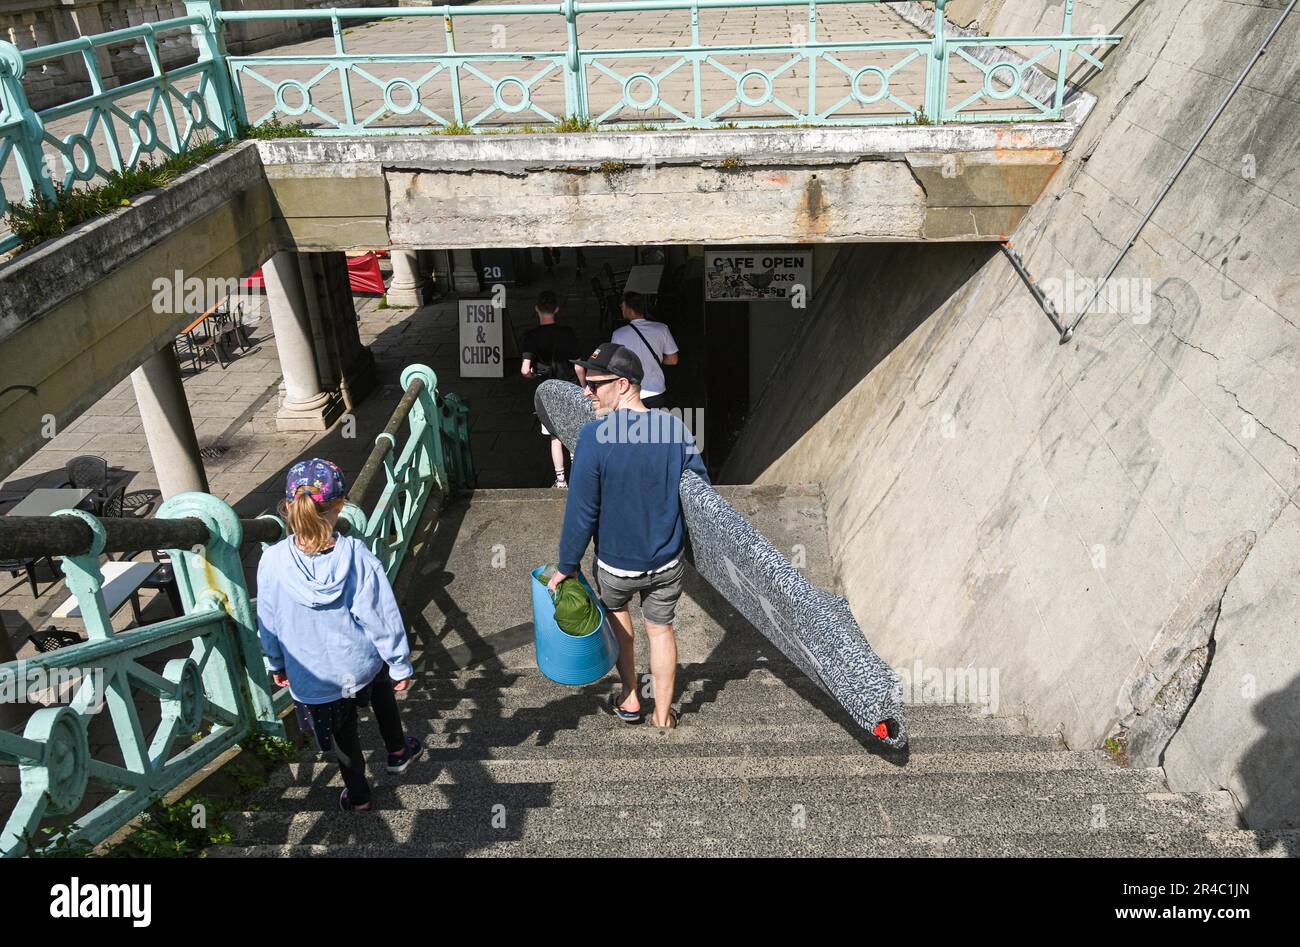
left=611, top=292, right=679, bottom=408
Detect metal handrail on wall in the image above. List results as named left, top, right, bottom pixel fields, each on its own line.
left=0, top=0, right=1122, bottom=250
left=0, top=363, right=472, bottom=857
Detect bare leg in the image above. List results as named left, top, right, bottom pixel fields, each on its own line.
left=608, top=606, right=640, bottom=713
left=645, top=621, right=677, bottom=727
left=550, top=437, right=567, bottom=477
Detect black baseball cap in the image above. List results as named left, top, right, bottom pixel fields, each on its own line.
left=572, top=342, right=644, bottom=384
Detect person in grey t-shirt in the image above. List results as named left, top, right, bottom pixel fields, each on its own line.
left=611, top=292, right=678, bottom=408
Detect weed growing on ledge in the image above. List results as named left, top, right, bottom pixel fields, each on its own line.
left=598, top=159, right=630, bottom=185
left=552, top=115, right=599, bottom=133
left=5, top=135, right=231, bottom=253
left=237, top=116, right=312, bottom=139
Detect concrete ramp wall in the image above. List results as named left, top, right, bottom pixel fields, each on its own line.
left=723, top=0, right=1300, bottom=829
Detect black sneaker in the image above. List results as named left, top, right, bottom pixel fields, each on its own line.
left=339, top=788, right=373, bottom=812
left=386, top=735, right=423, bottom=774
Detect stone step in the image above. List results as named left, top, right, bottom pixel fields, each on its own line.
left=207, top=829, right=1299, bottom=859
left=374, top=714, right=1025, bottom=744
left=402, top=663, right=996, bottom=708
left=284, top=734, right=1064, bottom=768
left=269, top=748, right=1118, bottom=788
left=249, top=766, right=1175, bottom=812
left=392, top=677, right=1002, bottom=716
left=224, top=791, right=1239, bottom=848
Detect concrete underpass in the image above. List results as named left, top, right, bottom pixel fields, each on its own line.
left=0, top=0, right=1297, bottom=863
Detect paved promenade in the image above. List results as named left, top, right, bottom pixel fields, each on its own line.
left=1, top=3, right=1025, bottom=211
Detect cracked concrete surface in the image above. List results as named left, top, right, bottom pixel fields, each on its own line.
left=722, top=0, right=1300, bottom=829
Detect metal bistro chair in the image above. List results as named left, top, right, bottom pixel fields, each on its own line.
left=174, top=331, right=204, bottom=374
left=603, top=261, right=630, bottom=295
left=2, top=554, right=58, bottom=598
left=62, top=455, right=125, bottom=518
left=217, top=302, right=253, bottom=355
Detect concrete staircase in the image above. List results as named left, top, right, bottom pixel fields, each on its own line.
left=211, top=487, right=1293, bottom=857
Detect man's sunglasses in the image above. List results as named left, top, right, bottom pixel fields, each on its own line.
left=584, top=376, right=623, bottom=392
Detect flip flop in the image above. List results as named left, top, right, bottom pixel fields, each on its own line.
left=603, top=693, right=643, bottom=724
left=654, top=708, right=680, bottom=731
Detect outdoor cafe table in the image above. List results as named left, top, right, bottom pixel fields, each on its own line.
left=51, top=560, right=161, bottom=626
left=5, top=488, right=92, bottom=517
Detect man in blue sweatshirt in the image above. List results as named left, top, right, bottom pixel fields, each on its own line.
left=547, top=343, right=708, bottom=729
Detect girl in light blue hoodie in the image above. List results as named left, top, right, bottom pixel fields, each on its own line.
left=256, top=458, right=422, bottom=812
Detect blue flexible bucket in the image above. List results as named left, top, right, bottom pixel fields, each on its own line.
left=530, top=567, right=619, bottom=685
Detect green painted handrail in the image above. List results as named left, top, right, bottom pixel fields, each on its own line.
left=0, top=365, right=472, bottom=857
left=0, top=0, right=1121, bottom=250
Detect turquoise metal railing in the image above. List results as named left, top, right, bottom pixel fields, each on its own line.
left=0, top=364, right=472, bottom=857
left=0, top=0, right=1121, bottom=251
left=0, top=5, right=240, bottom=252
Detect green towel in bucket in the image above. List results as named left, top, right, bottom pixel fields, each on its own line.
left=546, top=572, right=602, bottom=637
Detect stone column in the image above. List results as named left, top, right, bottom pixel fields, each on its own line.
left=130, top=346, right=209, bottom=498
left=386, top=249, right=432, bottom=307
left=298, top=252, right=375, bottom=413
left=263, top=251, right=342, bottom=432
left=451, top=249, right=480, bottom=294
left=426, top=249, right=453, bottom=294
left=417, top=249, right=443, bottom=296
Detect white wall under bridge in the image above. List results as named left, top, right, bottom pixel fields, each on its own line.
left=256, top=121, right=1086, bottom=251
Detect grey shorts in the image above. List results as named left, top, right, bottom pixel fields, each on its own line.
left=595, top=560, right=686, bottom=625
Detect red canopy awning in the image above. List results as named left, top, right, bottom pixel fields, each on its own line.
left=241, top=251, right=386, bottom=295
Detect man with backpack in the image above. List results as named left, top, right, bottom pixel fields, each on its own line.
left=612, top=291, right=678, bottom=408
left=521, top=290, right=581, bottom=488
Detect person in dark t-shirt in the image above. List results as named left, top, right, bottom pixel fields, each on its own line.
left=521, top=290, right=581, bottom=488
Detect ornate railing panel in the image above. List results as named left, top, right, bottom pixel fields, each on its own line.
left=0, top=6, right=239, bottom=252
left=0, top=0, right=1121, bottom=251
left=0, top=363, right=471, bottom=857
left=341, top=363, right=474, bottom=580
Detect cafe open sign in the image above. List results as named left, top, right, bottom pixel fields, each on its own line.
left=704, top=249, right=813, bottom=302
left=459, top=299, right=503, bottom=378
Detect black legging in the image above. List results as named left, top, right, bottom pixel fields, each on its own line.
left=307, top=668, right=407, bottom=806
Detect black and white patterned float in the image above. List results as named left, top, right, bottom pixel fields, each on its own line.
left=535, top=380, right=907, bottom=747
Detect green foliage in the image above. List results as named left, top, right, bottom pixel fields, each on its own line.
left=718, top=154, right=744, bottom=170
left=28, top=819, right=96, bottom=859
left=431, top=121, right=474, bottom=135
left=242, top=729, right=298, bottom=766
left=1103, top=734, right=1130, bottom=767
left=237, top=116, right=312, bottom=139
left=5, top=135, right=231, bottom=253
left=598, top=159, right=630, bottom=186
left=552, top=115, right=598, bottom=133
left=104, top=796, right=233, bottom=858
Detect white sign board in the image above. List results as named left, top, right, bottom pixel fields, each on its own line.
left=704, top=248, right=814, bottom=302
left=459, top=298, right=504, bottom=378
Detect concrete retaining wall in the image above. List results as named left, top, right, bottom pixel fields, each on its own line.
left=0, top=141, right=276, bottom=479
left=724, top=0, right=1300, bottom=829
